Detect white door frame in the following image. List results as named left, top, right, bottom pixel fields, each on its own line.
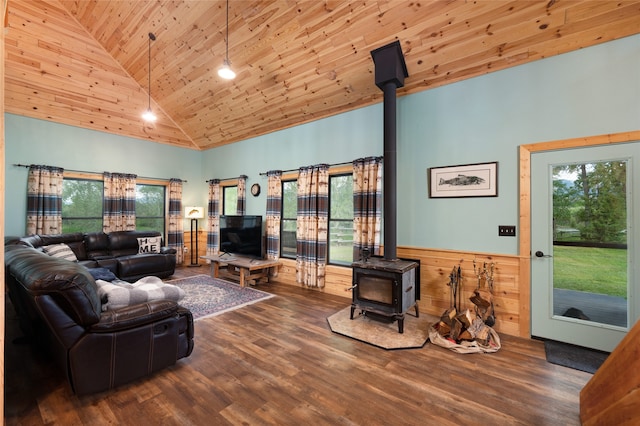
left=518, top=131, right=640, bottom=338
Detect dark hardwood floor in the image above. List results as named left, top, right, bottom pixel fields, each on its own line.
left=4, top=266, right=591, bottom=425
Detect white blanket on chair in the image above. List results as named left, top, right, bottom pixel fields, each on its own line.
left=96, top=276, right=185, bottom=311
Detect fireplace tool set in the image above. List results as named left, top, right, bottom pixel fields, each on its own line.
left=430, top=261, right=500, bottom=352
left=470, top=260, right=496, bottom=327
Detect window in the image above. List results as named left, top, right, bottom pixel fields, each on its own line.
left=62, top=178, right=104, bottom=233
left=279, top=169, right=354, bottom=265
left=135, top=183, right=165, bottom=232
left=280, top=180, right=297, bottom=258
left=329, top=174, right=354, bottom=265
left=223, top=185, right=238, bottom=215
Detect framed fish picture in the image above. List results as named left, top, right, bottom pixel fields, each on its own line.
left=428, top=162, right=498, bottom=198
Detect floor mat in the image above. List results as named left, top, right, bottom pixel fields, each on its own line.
left=544, top=340, right=609, bottom=374
left=166, top=274, right=274, bottom=320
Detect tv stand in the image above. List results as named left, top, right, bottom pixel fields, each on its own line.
left=200, top=254, right=281, bottom=287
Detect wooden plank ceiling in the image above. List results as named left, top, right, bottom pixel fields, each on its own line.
left=5, top=1, right=640, bottom=151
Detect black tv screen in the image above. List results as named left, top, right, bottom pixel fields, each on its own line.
left=219, top=215, right=264, bottom=259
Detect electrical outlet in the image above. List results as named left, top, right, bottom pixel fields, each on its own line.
left=184, top=246, right=188, bottom=252
left=498, top=225, right=516, bottom=237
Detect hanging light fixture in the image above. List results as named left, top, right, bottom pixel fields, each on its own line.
left=218, top=0, right=236, bottom=80
left=142, top=32, right=157, bottom=122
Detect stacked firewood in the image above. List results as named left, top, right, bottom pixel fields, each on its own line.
left=433, top=261, right=496, bottom=346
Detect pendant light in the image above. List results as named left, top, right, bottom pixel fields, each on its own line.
left=218, top=0, right=236, bottom=80
left=142, top=32, right=157, bottom=122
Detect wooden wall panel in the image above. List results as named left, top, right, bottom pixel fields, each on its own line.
left=271, top=246, right=524, bottom=337
left=580, top=318, right=640, bottom=425
left=1, top=0, right=7, bottom=417
left=183, top=230, right=207, bottom=265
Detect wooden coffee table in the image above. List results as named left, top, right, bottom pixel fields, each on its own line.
left=200, top=254, right=282, bottom=287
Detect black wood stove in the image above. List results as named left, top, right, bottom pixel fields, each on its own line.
left=349, top=41, right=420, bottom=333
left=351, top=256, right=420, bottom=333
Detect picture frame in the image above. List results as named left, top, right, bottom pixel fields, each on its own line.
left=428, top=162, right=498, bottom=198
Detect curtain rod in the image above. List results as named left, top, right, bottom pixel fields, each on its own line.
left=259, top=158, right=381, bottom=176
left=13, top=163, right=187, bottom=183
left=205, top=175, right=247, bottom=183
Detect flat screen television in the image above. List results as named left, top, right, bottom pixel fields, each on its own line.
left=219, top=215, right=264, bottom=259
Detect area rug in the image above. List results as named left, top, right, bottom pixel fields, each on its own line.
left=544, top=340, right=609, bottom=374
left=166, top=274, right=274, bottom=320
left=327, top=307, right=436, bottom=350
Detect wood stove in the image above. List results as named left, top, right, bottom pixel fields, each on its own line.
left=351, top=257, right=420, bottom=333
left=349, top=42, right=418, bottom=333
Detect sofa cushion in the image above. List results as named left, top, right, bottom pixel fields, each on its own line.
left=95, top=276, right=185, bottom=311
left=43, top=243, right=78, bottom=262
left=84, top=232, right=111, bottom=258
left=137, top=236, right=162, bottom=254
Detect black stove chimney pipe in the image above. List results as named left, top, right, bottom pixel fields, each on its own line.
left=370, top=41, right=408, bottom=261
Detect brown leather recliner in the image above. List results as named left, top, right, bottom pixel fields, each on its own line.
left=5, top=244, right=194, bottom=395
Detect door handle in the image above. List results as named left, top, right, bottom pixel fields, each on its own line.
left=534, top=250, right=552, bottom=258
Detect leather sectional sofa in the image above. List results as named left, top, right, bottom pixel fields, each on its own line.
left=4, top=237, right=194, bottom=395
left=16, top=230, right=177, bottom=281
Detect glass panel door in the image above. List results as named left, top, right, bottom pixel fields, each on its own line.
left=551, top=161, right=627, bottom=328
left=531, top=144, right=638, bottom=352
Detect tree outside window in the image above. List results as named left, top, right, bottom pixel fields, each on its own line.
left=62, top=178, right=103, bottom=233
left=136, top=184, right=165, bottom=233
left=329, top=174, right=354, bottom=265
left=223, top=186, right=238, bottom=215
left=280, top=180, right=297, bottom=258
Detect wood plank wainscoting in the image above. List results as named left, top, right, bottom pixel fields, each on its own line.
left=272, top=247, right=523, bottom=337
left=183, top=230, right=207, bottom=264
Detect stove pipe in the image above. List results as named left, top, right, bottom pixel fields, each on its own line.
left=370, top=41, right=408, bottom=261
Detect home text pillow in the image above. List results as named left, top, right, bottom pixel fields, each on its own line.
left=137, top=236, right=162, bottom=254
left=95, top=276, right=185, bottom=311
left=42, top=243, right=78, bottom=262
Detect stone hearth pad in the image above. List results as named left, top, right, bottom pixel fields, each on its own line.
left=327, top=307, right=437, bottom=350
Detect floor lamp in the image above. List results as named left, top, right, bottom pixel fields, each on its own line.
left=185, top=206, right=204, bottom=267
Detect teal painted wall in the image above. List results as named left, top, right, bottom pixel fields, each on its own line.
left=5, top=34, right=639, bottom=255
left=201, top=104, right=384, bottom=217
left=4, top=118, right=205, bottom=236
left=201, top=34, right=640, bottom=254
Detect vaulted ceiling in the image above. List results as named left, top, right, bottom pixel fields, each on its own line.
left=5, top=1, right=640, bottom=151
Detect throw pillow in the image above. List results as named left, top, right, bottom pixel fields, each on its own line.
left=42, top=243, right=78, bottom=262
left=95, top=276, right=185, bottom=311
left=137, top=236, right=162, bottom=254
left=88, top=267, right=117, bottom=282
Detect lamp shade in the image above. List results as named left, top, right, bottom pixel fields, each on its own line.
left=185, top=206, right=205, bottom=219
left=218, top=60, right=236, bottom=80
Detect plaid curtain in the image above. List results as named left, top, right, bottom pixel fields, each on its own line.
left=237, top=175, right=247, bottom=215
left=103, top=172, right=137, bottom=232
left=26, top=165, right=64, bottom=235
left=353, top=157, right=383, bottom=261
left=167, top=178, right=184, bottom=264
left=296, top=164, right=329, bottom=288
left=266, top=170, right=282, bottom=260
left=206, top=179, right=221, bottom=256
